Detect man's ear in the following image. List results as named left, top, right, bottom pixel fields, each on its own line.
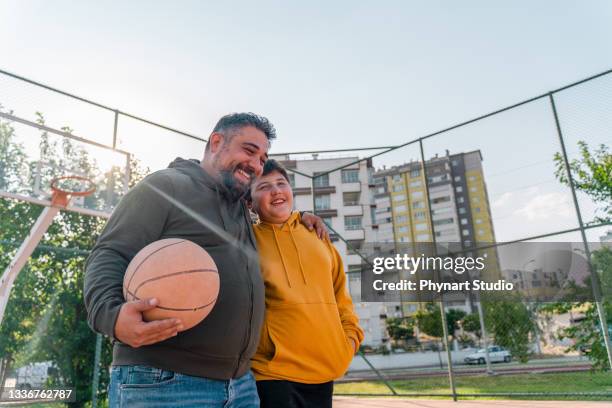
left=208, top=132, right=225, bottom=154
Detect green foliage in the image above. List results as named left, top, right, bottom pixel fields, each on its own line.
left=543, top=247, right=612, bottom=371
left=415, top=303, right=466, bottom=340
left=0, top=111, right=149, bottom=406
left=385, top=317, right=415, bottom=343
left=553, top=141, right=611, bottom=224
left=483, top=297, right=534, bottom=363
left=461, top=313, right=482, bottom=338
left=551, top=141, right=612, bottom=371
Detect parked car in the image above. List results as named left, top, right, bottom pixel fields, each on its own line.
left=464, top=346, right=511, bottom=364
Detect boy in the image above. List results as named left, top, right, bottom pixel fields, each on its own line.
left=249, top=160, right=363, bottom=408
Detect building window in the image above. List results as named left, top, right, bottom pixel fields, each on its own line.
left=395, top=215, right=408, bottom=224
left=395, top=204, right=407, bottom=212
left=475, top=218, right=482, bottom=224
left=451, top=160, right=459, bottom=166
left=341, top=169, right=360, bottom=183
left=412, top=201, right=424, bottom=209
left=345, top=215, right=363, bottom=230
left=475, top=207, right=481, bottom=213
left=458, top=207, right=466, bottom=214
left=322, top=217, right=333, bottom=228
left=460, top=218, right=468, bottom=225
left=409, top=180, right=422, bottom=188
left=393, top=194, right=406, bottom=202
left=416, top=233, right=430, bottom=241
left=414, top=211, right=426, bottom=220
left=457, top=196, right=465, bottom=204
left=455, top=186, right=463, bottom=193
left=410, top=168, right=421, bottom=178
left=377, top=186, right=386, bottom=194
left=347, top=264, right=362, bottom=274
left=313, top=172, right=329, bottom=187
left=411, top=191, right=424, bottom=199
left=477, top=229, right=485, bottom=235
left=432, top=196, right=451, bottom=204
left=315, top=194, right=331, bottom=210
left=347, top=240, right=364, bottom=255
left=462, top=229, right=470, bottom=236
left=287, top=173, right=295, bottom=188
left=469, top=175, right=477, bottom=181
left=393, top=184, right=404, bottom=192
left=370, top=207, right=377, bottom=225
left=472, top=197, right=480, bottom=203
left=470, top=186, right=477, bottom=192
left=392, top=174, right=402, bottom=182
left=398, top=226, right=409, bottom=233
left=343, top=192, right=360, bottom=206
left=433, top=218, right=454, bottom=226
left=415, top=223, right=427, bottom=231
left=454, top=176, right=461, bottom=182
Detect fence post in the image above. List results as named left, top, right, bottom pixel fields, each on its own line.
left=419, top=139, right=458, bottom=401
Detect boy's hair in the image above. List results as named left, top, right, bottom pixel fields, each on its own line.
left=245, top=159, right=290, bottom=202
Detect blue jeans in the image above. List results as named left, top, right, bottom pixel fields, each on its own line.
left=108, top=365, right=259, bottom=408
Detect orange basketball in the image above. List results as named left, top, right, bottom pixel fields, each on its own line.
left=123, top=238, right=220, bottom=331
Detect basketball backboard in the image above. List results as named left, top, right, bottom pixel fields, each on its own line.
left=0, top=110, right=130, bottom=218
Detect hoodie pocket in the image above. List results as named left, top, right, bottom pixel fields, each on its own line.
left=255, top=318, right=278, bottom=361
left=266, top=303, right=355, bottom=381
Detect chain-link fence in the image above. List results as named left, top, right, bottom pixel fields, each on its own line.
left=0, top=67, right=611, bottom=405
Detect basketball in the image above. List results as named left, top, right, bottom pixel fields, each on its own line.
left=123, top=238, right=220, bottom=331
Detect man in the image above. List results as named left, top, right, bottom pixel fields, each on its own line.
left=84, top=113, right=327, bottom=407
left=248, top=160, right=363, bottom=408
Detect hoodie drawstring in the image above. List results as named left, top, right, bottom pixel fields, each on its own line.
left=289, top=228, right=308, bottom=285
left=272, top=227, right=292, bottom=288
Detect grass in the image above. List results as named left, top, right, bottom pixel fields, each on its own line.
left=334, top=371, right=612, bottom=401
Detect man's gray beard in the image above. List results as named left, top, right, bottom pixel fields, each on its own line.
left=219, top=170, right=249, bottom=202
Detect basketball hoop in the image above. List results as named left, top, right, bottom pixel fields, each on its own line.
left=50, top=175, right=96, bottom=208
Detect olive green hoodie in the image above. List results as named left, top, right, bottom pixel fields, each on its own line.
left=84, top=158, right=264, bottom=379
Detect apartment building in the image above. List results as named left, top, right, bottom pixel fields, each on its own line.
left=372, top=150, right=498, bottom=315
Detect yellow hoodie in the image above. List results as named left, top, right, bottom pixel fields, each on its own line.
left=251, top=211, right=364, bottom=383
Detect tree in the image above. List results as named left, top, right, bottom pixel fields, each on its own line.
left=483, top=296, right=534, bottom=363
left=415, top=303, right=466, bottom=340
left=0, top=110, right=148, bottom=406
left=551, top=141, right=612, bottom=371
left=386, top=317, right=415, bottom=346
left=461, top=313, right=482, bottom=339
left=554, top=141, right=611, bottom=224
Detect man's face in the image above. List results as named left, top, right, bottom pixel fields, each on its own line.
left=250, top=170, right=293, bottom=224
left=210, top=126, right=269, bottom=200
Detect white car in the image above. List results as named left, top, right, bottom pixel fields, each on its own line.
left=464, top=346, right=511, bottom=364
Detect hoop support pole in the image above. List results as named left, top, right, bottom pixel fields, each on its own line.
left=0, top=205, right=62, bottom=326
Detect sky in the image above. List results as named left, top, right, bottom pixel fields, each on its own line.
left=1, top=0, right=611, bottom=242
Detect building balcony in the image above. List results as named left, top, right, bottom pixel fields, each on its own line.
left=293, top=187, right=312, bottom=196
left=343, top=228, right=365, bottom=240
left=347, top=253, right=365, bottom=265
left=313, top=185, right=336, bottom=194
left=342, top=182, right=361, bottom=193
left=343, top=205, right=363, bottom=216
left=315, top=208, right=338, bottom=217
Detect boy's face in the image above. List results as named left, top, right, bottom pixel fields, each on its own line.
left=250, top=170, right=293, bottom=224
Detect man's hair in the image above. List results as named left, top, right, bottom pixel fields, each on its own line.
left=206, top=112, right=276, bottom=152
left=245, top=159, right=290, bottom=202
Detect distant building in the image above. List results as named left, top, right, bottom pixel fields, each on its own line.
left=372, top=150, right=498, bottom=316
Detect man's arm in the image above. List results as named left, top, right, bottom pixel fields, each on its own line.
left=300, top=211, right=330, bottom=240
left=84, top=173, right=181, bottom=346
left=328, top=241, right=364, bottom=353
